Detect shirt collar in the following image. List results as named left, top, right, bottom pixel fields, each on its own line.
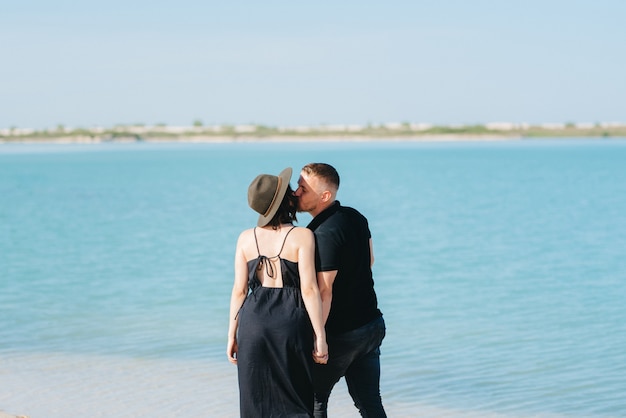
left=307, top=201, right=340, bottom=231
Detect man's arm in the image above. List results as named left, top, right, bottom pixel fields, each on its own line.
left=317, top=270, right=337, bottom=325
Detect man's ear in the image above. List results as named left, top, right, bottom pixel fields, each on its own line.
left=320, top=190, right=332, bottom=203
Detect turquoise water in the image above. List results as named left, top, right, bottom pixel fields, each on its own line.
left=1, top=139, right=626, bottom=417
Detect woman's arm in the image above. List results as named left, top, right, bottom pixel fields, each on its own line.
left=297, top=228, right=328, bottom=364
left=227, top=232, right=249, bottom=364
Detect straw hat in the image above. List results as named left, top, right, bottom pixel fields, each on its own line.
left=248, top=167, right=292, bottom=227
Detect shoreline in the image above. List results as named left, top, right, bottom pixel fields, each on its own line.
left=1, top=134, right=521, bottom=144
left=0, top=351, right=464, bottom=418
left=1, top=134, right=625, bottom=145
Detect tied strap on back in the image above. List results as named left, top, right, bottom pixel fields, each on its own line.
left=257, top=255, right=276, bottom=278
left=234, top=225, right=298, bottom=320
left=254, top=225, right=296, bottom=279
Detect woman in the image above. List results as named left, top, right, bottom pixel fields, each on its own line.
left=227, top=167, right=328, bottom=418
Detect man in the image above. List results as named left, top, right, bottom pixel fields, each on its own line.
left=294, top=163, right=386, bottom=418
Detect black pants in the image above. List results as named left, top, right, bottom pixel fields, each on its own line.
left=313, top=316, right=387, bottom=418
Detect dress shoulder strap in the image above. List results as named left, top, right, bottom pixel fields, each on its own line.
left=277, top=226, right=296, bottom=257
left=253, top=227, right=261, bottom=256
left=253, top=225, right=295, bottom=279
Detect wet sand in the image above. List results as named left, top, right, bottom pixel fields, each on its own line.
left=1, top=352, right=430, bottom=418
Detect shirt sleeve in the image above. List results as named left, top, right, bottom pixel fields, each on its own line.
left=314, top=227, right=342, bottom=272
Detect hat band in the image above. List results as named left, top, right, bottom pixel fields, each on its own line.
left=263, top=177, right=282, bottom=217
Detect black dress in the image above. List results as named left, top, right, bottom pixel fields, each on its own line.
left=236, top=226, right=314, bottom=417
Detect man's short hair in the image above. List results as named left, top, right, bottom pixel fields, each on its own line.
left=302, top=163, right=340, bottom=190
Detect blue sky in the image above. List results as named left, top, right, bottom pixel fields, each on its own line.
left=1, top=1, right=625, bottom=129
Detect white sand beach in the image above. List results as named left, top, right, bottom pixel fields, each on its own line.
left=1, top=352, right=439, bottom=418
left=0, top=133, right=525, bottom=145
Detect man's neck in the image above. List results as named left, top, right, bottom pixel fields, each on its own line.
left=311, top=200, right=337, bottom=218
left=307, top=201, right=340, bottom=230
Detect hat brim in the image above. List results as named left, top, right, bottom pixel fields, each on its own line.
left=257, top=167, right=292, bottom=227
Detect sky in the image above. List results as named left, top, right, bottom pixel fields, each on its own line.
left=1, top=0, right=625, bottom=129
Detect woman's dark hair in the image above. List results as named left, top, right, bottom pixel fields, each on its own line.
left=268, top=185, right=298, bottom=229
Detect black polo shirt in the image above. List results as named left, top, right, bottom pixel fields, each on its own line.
left=307, top=201, right=382, bottom=335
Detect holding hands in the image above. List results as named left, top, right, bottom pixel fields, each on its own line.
left=313, top=336, right=329, bottom=364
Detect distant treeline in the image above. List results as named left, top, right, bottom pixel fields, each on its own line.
left=2, top=122, right=626, bottom=141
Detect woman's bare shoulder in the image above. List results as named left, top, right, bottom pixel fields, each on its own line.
left=290, top=226, right=314, bottom=243
left=236, top=228, right=256, bottom=245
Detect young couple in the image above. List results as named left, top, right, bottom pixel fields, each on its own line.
left=228, top=163, right=387, bottom=418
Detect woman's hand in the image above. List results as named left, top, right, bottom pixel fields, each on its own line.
left=312, top=336, right=328, bottom=364
left=227, top=337, right=238, bottom=364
